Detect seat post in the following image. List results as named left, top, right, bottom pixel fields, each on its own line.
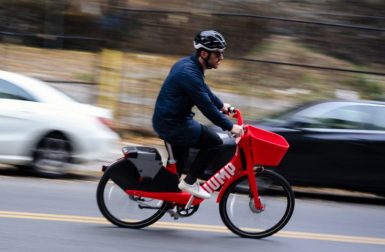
left=164, top=142, right=177, bottom=174
left=165, top=141, right=176, bottom=164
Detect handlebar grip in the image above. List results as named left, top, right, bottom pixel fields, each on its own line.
left=228, top=106, right=235, bottom=114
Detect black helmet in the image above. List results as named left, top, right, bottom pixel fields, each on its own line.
left=193, top=30, right=227, bottom=52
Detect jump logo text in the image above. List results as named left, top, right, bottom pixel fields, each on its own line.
left=202, top=163, right=236, bottom=193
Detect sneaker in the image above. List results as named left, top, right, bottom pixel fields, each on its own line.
left=178, top=180, right=211, bottom=199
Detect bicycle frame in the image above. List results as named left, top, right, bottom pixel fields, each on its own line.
left=205, top=130, right=264, bottom=210
left=125, top=110, right=264, bottom=210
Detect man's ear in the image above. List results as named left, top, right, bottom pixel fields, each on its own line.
left=200, top=50, right=209, bottom=59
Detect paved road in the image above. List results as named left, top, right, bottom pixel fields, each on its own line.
left=1, top=174, right=385, bottom=252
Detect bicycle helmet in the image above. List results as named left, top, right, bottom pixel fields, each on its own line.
left=193, top=30, right=227, bottom=52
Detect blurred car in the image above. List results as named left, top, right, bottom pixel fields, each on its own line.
left=0, top=70, right=120, bottom=177
left=255, top=100, right=385, bottom=195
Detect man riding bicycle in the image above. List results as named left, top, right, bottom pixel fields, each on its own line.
left=152, top=30, right=244, bottom=199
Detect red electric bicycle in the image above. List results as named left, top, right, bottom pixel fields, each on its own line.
left=96, top=109, right=295, bottom=239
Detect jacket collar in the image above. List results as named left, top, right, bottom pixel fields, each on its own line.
left=190, top=53, right=204, bottom=75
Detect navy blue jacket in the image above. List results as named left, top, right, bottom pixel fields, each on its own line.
left=152, top=54, right=233, bottom=146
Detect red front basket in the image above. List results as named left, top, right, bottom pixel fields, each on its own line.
left=246, top=126, right=289, bottom=166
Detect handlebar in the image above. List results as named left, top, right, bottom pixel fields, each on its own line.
left=224, top=107, right=245, bottom=138
left=229, top=107, right=243, bottom=126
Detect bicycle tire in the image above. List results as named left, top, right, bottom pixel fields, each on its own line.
left=96, top=170, right=169, bottom=229
left=219, top=169, right=295, bottom=238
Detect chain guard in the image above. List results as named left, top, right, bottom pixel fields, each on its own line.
left=176, top=204, right=199, bottom=217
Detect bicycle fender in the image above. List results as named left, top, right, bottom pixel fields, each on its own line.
left=216, top=171, right=247, bottom=203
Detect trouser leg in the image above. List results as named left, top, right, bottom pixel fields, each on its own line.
left=184, top=125, right=223, bottom=184
left=170, top=145, right=189, bottom=178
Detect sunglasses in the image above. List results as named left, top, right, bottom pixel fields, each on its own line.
left=214, top=51, right=224, bottom=57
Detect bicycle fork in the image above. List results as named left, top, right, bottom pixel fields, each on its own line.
left=248, top=165, right=264, bottom=211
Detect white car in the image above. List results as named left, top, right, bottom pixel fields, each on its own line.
left=0, top=70, right=120, bottom=176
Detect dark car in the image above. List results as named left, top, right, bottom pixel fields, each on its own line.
left=255, top=100, right=385, bottom=195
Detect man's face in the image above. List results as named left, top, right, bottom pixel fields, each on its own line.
left=202, top=50, right=224, bottom=69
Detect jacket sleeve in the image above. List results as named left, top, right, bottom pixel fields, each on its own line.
left=180, top=72, right=233, bottom=131
left=206, top=85, right=224, bottom=110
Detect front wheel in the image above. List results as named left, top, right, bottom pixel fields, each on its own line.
left=96, top=171, right=169, bottom=228
left=219, top=169, right=295, bottom=238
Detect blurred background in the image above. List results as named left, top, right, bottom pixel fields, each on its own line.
left=1, top=0, right=384, bottom=137
left=1, top=3, right=385, bottom=248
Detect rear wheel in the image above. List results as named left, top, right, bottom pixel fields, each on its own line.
left=219, top=169, right=295, bottom=238
left=31, top=133, right=71, bottom=177
left=96, top=171, right=169, bottom=228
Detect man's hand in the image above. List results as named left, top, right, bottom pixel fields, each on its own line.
left=231, top=124, right=244, bottom=137
left=221, top=103, right=232, bottom=113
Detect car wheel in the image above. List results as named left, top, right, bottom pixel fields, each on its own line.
left=32, top=133, right=72, bottom=177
